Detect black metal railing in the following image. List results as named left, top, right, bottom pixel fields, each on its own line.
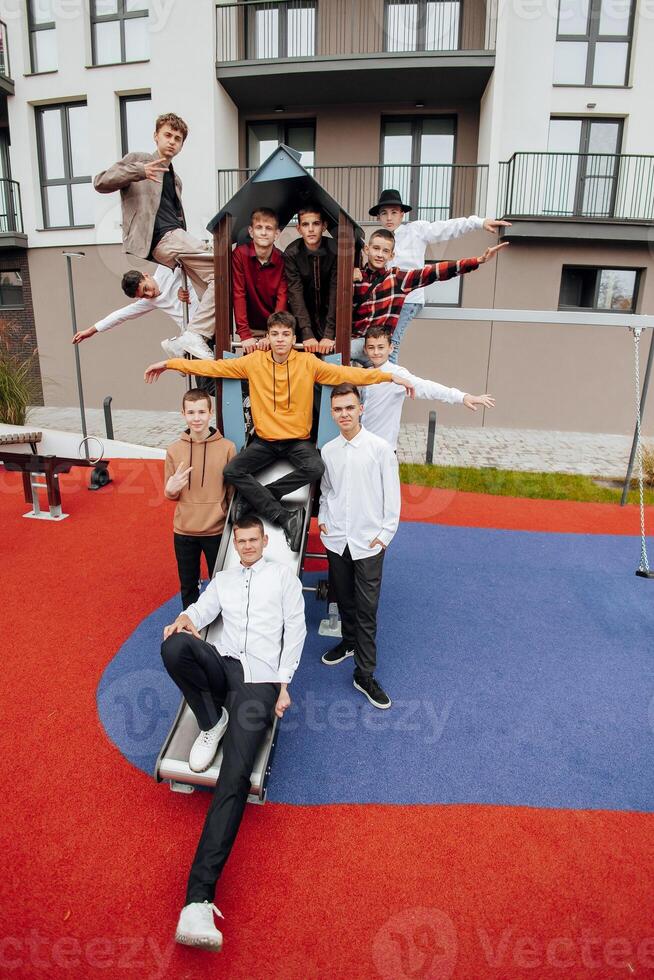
left=498, top=153, right=654, bottom=222
left=216, top=0, right=496, bottom=63
left=0, top=19, right=10, bottom=78
left=0, top=180, right=24, bottom=235
left=217, top=163, right=488, bottom=225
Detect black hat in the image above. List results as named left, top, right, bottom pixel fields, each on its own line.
left=369, top=189, right=412, bottom=217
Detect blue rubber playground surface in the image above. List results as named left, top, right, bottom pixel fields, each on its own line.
left=97, top=522, right=654, bottom=812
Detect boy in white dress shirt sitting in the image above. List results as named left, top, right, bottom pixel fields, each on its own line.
left=361, top=326, right=495, bottom=450
left=160, top=516, right=306, bottom=952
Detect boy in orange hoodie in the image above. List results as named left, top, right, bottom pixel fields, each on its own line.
left=165, top=389, right=237, bottom=608
left=147, top=312, right=414, bottom=552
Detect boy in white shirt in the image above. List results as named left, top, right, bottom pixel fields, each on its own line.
left=319, top=383, right=401, bottom=710
left=72, top=264, right=198, bottom=358
left=161, top=515, right=306, bottom=952
left=361, top=326, right=495, bottom=449
left=369, top=188, right=510, bottom=363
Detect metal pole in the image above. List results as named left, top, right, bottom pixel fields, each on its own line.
left=103, top=395, right=114, bottom=440
left=426, top=410, right=437, bottom=465
left=177, top=261, right=192, bottom=393
left=64, top=251, right=88, bottom=454
left=621, top=327, right=654, bottom=506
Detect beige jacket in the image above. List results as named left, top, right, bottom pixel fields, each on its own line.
left=93, top=152, right=184, bottom=259
left=164, top=429, right=236, bottom=537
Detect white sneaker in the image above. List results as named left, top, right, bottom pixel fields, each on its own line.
left=175, top=901, right=224, bottom=951
left=179, top=332, right=214, bottom=359
left=161, top=336, right=186, bottom=358
left=188, top=708, right=229, bottom=773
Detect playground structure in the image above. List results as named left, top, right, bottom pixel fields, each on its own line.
left=156, top=145, right=361, bottom=799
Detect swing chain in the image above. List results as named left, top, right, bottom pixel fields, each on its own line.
left=631, top=326, right=650, bottom=573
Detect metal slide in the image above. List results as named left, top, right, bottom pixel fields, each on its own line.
left=154, top=353, right=340, bottom=803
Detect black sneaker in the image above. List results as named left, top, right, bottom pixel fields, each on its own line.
left=321, top=641, right=355, bottom=666
left=281, top=507, right=304, bottom=553
left=233, top=496, right=253, bottom=523
left=353, top=673, right=391, bottom=710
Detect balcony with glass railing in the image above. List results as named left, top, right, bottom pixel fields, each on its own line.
left=497, top=153, right=654, bottom=236
left=215, top=0, right=496, bottom=107
left=217, top=162, right=488, bottom=226
left=0, top=20, right=14, bottom=94
left=0, top=179, right=25, bottom=245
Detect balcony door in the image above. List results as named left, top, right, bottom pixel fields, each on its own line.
left=384, top=0, right=461, bottom=52
left=381, top=116, right=455, bottom=220
left=546, top=117, right=622, bottom=217
left=245, top=1, right=316, bottom=59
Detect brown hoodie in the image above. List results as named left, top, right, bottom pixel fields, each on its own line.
left=164, top=428, right=236, bottom=537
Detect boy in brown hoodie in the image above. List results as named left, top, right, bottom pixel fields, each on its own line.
left=165, top=389, right=237, bottom=609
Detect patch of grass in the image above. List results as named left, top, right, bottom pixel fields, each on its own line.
left=399, top=463, right=654, bottom=506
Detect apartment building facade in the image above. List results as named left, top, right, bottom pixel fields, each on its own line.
left=1, top=0, right=652, bottom=433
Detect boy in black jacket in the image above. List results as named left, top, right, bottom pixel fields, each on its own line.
left=284, top=205, right=337, bottom=354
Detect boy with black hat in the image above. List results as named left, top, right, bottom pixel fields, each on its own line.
left=368, top=188, right=511, bottom=362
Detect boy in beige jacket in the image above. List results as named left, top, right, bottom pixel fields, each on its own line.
left=165, top=389, right=236, bottom=609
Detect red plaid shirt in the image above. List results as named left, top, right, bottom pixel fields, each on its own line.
left=351, top=259, right=479, bottom=337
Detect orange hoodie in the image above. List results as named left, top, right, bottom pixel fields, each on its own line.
left=166, top=350, right=393, bottom=442
left=164, top=428, right=236, bottom=536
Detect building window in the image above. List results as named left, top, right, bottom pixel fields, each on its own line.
left=559, top=266, right=640, bottom=311
left=384, top=0, right=461, bottom=52
left=381, top=116, right=455, bottom=220
left=424, top=263, right=461, bottom=306
left=91, top=0, right=149, bottom=66
left=554, top=0, right=634, bottom=86
left=36, top=103, right=93, bottom=229
left=247, top=119, right=315, bottom=169
left=246, top=1, right=316, bottom=59
left=0, top=271, right=24, bottom=308
left=27, top=0, right=58, bottom=73
left=120, top=94, right=152, bottom=154
left=545, top=117, right=622, bottom=217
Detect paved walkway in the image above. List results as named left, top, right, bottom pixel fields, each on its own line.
left=26, top=406, right=636, bottom=478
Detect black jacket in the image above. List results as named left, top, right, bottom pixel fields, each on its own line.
left=284, top=237, right=337, bottom=342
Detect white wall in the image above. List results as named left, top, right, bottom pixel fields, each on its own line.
left=1, top=0, right=238, bottom=250
left=480, top=0, right=654, bottom=212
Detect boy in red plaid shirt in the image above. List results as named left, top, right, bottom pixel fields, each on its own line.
left=350, top=227, right=508, bottom=364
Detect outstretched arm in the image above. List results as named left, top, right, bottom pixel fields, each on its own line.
left=313, top=359, right=415, bottom=397
left=418, top=215, right=511, bottom=244
left=144, top=357, right=250, bottom=383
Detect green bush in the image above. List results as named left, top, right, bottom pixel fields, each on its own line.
left=0, top=320, right=40, bottom=427
left=643, top=442, right=654, bottom=488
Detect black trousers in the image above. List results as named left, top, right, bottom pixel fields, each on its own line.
left=173, top=533, right=221, bottom=609
left=327, top=545, right=385, bottom=677
left=161, top=633, right=279, bottom=904
left=223, top=435, right=324, bottom=524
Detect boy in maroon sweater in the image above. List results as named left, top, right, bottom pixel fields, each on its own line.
left=232, top=208, right=287, bottom=353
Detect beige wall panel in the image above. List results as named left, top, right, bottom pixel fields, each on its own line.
left=400, top=237, right=654, bottom=435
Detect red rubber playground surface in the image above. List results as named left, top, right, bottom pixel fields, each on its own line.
left=2, top=459, right=654, bottom=979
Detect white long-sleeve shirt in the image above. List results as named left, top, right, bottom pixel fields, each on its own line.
left=319, top=426, right=401, bottom=560
left=94, top=264, right=199, bottom=334
left=393, top=215, right=484, bottom=305
left=362, top=360, right=465, bottom=449
left=185, top=557, right=306, bottom=684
